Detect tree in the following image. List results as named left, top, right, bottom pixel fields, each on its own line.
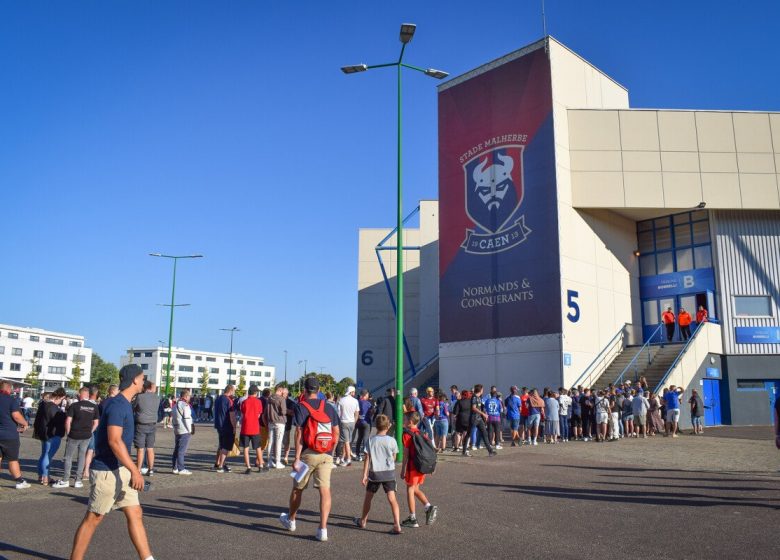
left=200, top=368, right=210, bottom=395
left=236, top=369, right=247, bottom=397
left=69, top=355, right=83, bottom=391
left=25, top=358, right=41, bottom=393
left=90, top=352, right=119, bottom=397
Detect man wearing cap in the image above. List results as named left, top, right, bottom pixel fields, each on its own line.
left=279, top=376, right=340, bottom=542
left=70, top=364, right=155, bottom=560
left=336, top=385, right=359, bottom=467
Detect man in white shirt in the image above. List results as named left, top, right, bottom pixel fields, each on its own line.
left=336, top=387, right=359, bottom=467
left=557, top=389, right=572, bottom=442
left=22, top=395, right=34, bottom=424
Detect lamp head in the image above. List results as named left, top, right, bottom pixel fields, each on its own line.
left=341, top=64, right=367, bottom=74
left=400, top=23, right=416, bottom=44
left=696, top=202, right=706, bottom=209
left=424, top=68, right=449, bottom=79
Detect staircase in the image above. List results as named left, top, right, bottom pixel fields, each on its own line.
left=369, top=355, right=439, bottom=395
left=587, top=343, right=684, bottom=390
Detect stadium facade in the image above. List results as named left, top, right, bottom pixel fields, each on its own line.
left=356, top=37, right=780, bottom=427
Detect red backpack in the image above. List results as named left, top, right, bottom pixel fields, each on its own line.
left=300, top=400, right=335, bottom=453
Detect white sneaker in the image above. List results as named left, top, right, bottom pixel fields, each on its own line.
left=177, top=469, right=193, bottom=476
left=316, top=528, right=328, bottom=542
left=496, top=445, right=503, bottom=450
left=74, top=480, right=83, bottom=489
left=532, top=441, right=538, bottom=446
left=274, top=464, right=285, bottom=469
left=279, top=513, right=296, bottom=532
left=15, top=480, right=30, bottom=489
left=140, top=467, right=149, bottom=475
left=172, top=469, right=179, bottom=475
left=52, top=480, right=70, bottom=489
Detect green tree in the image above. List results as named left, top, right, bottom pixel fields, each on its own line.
left=199, top=368, right=210, bottom=395
left=90, top=352, right=119, bottom=397
left=335, top=376, right=356, bottom=397
left=69, top=355, right=83, bottom=391
left=236, top=369, right=247, bottom=397
left=25, top=358, right=41, bottom=392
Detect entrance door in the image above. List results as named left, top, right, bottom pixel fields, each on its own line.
left=766, top=382, right=780, bottom=426
left=702, top=379, right=721, bottom=426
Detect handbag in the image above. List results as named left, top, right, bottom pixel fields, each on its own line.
left=228, top=434, right=240, bottom=457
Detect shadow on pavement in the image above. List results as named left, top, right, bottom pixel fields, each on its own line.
left=0, top=542, right=65, bottom=560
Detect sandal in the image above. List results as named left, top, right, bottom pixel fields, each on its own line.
left=352, top=517, right=366, bottom=529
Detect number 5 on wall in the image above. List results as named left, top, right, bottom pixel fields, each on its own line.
left=566, top=290, right=580, bottom=323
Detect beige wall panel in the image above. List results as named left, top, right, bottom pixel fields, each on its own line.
left=661, top=151, right=699, bottom=172
left=568, top=110, right=621, bottom=151
left=569, top=150, right=622, bottom=171
left=695, top=112, right=736, bottom=152
left=701, top=173, right=742, bottom=207
left=733, top=113, right=773, bottom=153
left=739, top=174, right=780, bottom=209
left=600, top=75, right=630, bottom=108
left=596, top=265, right=613, bottom=290
left=662, top=172, right=703, bottom=208
left=557, top=165, right=573, bottom=206
left=770, top=114, right=780, bottom=152
left=699, top=152, right=738, bottom=173
left=619, top=110, right=659, bottom=150
left=584, top=66, right=603, bottom=107
left=624, top=171, right=664, bottom=206
left=622, top=151, right=662, bottom=172
left=571, top=171, right=624, bottom=206
left=658, top=111, right=697, bottom=151
left=737, top=153, right=776, bottom=173
left=554, top=101, right=572, bottom=151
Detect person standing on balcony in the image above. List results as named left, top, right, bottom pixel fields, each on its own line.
left=662, top=307, right=676, bottom=342
left=678, top=308, right=693, bottom=341
left=696, top=305, right=709, bottom=324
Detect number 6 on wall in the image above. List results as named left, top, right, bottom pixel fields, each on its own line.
left=566, top=290, right=580, bottom=323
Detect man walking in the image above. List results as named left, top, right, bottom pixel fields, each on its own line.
left=214, top=385, right=237, bottom=473
left=420, top=387, right=438, bottom=441
left=504, top=386, right=521, bottom=446
left=240, top=385, right=264, bottom=473
left=279, top=377, right=339, bottom=542
left=54, top=386, right=99, bottom=489
left=689, top=389, right=705, bottom=434
left=336, top=386, right=359, bottom=467
left=70, top=364, right=155, bottom=560
left=133, top=381, right=160, bottom=477
left=266, top=384, right=288, bottom=469
left=467, top=385, right=496, bottom=456
left=662, top=307, right=676, bottom=342
left=0, top=380, right=30, bottom=489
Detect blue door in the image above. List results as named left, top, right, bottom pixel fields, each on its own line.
left=703, top=379, right=721, bottom=426
left=766, top=382, right=780, bottom=425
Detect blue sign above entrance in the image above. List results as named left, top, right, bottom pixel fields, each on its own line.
left=639, top=268, right=716, bottom=299
left=735, top=326, right=780, bottom=344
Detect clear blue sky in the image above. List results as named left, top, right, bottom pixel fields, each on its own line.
left=2, top=1, right=778, bottom=379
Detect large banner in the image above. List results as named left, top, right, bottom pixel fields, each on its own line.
left=438, top=46, right=561, bottom=343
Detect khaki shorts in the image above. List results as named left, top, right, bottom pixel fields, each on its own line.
left=88, top=467, right=139, bottom=515
left=294, top=450, right=333, bottom=490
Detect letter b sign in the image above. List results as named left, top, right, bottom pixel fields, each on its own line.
left=683, top=275, right=694, bottom=289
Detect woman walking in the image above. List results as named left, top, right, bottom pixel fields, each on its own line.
left=435, top=393, right=450, bottom=452
left=33, top=388, right=67, bottom=485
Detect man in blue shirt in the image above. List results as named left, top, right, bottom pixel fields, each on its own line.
left=664, top=385, right=684, bottom=438
left=214, top=384, right=237, bottom=472
left=70, top=364, right=155, bottom=560
left=504, top=386, right=522, bottom=446
left=0, top=381, right=30, bottom=489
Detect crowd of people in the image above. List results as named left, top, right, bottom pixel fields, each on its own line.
left=1, top=365, right=719, bottom=556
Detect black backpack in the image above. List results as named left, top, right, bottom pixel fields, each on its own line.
left=404, top=428, right=437, bottom=474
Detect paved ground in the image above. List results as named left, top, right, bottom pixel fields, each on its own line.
left=1, top=426, right=778, bottom=559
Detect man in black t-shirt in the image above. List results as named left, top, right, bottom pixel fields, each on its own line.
left=54, top=387, right=100, bottom=488
left=468, top=385, right=496, bottom=457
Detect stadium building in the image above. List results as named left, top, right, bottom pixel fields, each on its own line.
left=356, top=36, right=780, bottom=428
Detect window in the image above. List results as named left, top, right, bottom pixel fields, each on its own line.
left=176, top=354, right=191, bottom=360
left=8, top=332, right=19, bottom=340
left=30, top=335, right=40, bottom=342
left=69, top=341, right=82, bottom=347
left=264, top=372, right=271, bottom=378
left=692, top=220, right=710, bottom=244
left=48, top=366, right=66, bottom=374
left=72, top=354, right=86, bottom=363
left=12, top=348, right=22, bottom=356
left=263, top=381, right=271, bottom=387
left=10, top=363, right=21, bottom=371
left=178, top=377, right=193, bottom=384
left=179, top=365, right=194, bottom=372
left=160, top=352, right=169, bottom=358
left=694, top=246, right=712, bottom=269
left=133, top=352, right=141, bottom=357
left=675, top=248, right=693, bottom=271
left=0, top=346, right=3, bottom=354
left=637, top=211, right=712, bottom=276
left=33, top=350, right=43, bottom=358
left=197, top=367, right=206, bottom=373
left=195, top=356, right=202, bottom=361
left=247, top=360, right=256, bottom=366
left=250, top=371, right=261, bottom=377
left=49, top=352, right=67, bottom=360
left=210, top=367, right=219, bottom=374
left=209, top=378, right=219, bottom=385
left=206, top=357, right=216, bottom=362
left=32, top=365, right=42, bottom=373
left=736, top=380, right=765, bottom=390
left=141, top=363, right=149, bottom=370
left=0, top=362, right=3, bottom=370
left=144, top=352, right=152, bottom=357
left=227, top=369, right=237, bottom=376
left=224, top=358, right=231, bottom=363
left=734, top=296, right=772, bottom=317
left=237, top=360, right=244, bottom=364
left=45, top=337, right=63, bottom=345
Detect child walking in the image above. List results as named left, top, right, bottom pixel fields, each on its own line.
left=401, top=412, right=438, bottom=528
left=353, top=414, right=402, bottom=534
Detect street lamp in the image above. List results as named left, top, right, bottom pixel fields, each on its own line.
left=220, top=327, right=240, bottom=385
left=342, top=23, right=447, bottom=455
left=150, top=253, right=203, bottom=397
left=283, top=350, right=288, bottom=384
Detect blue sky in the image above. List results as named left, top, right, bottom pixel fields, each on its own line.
left=2, top=1, right=778, bottom=379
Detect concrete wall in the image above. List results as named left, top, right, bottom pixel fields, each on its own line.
left=723, top=355, right=780, bottom=425
left=675, top=352, right=724, bottom=431
left=569, top=110, right=780, bottom=210
left=549, top=39, right=638, bottom=387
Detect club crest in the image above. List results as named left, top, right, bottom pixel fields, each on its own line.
left=461, top=145, right=531, bottom=254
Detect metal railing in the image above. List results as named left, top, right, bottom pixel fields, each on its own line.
left=569, top=323, right=629, bottom=389
left=613, top=323, right=665, bottom=386
left=653, top=321, right=706, bottom=394
left=369, top=353, right=439, bottom=395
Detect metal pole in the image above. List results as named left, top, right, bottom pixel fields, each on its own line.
left=229, top=331, right=234, bottom=384
left=164, top=259, right=177, bottom=397
left=284, top=350, right=288, bottom=383
left=394, top=48, right=405, bottom=456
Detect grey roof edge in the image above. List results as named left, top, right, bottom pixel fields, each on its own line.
left=547, top=36, right=628, bottom=92
left=566, top=107, right=780, bottom=115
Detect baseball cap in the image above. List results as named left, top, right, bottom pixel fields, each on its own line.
left=346, top=385, right=355, bottom=394
left=304, top=376, right=320, bottom=392
left=118, top=364, right=144, bottom=391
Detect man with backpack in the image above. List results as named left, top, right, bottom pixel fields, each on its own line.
left=279, top=376, right=340, bottom=542
left=400, top=412, right=438, bottom=528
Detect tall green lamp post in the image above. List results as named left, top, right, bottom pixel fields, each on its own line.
left=342, top=23, right=448, bottom=455
left=150, top=253, right=203, bottom=397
